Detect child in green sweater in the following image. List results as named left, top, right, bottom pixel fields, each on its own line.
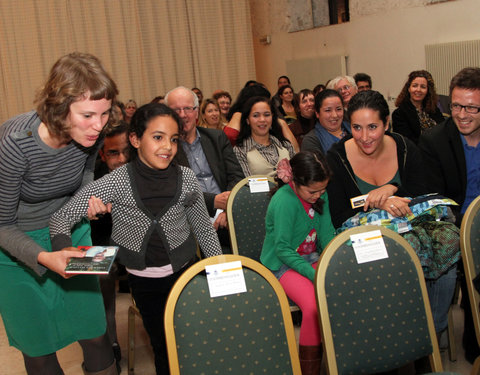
left=260, top=151, right=335, bottom=375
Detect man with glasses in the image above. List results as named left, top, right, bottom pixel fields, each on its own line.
left=419, top=67, right=480, bottom=364
left=165, top=86, right=244, bottom=250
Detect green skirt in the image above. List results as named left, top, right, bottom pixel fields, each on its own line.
left=0, top=221, right=106, bottom=357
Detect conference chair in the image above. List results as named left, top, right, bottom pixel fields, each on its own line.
left=460, top=195, right=480, bottom=375
left=164, top=254, right=301, bottom=375
left=226, top=175, right=275, bottom=260
left=315, top=225, right=460, bottom=375
left=226, top=175, right=300, bottom=315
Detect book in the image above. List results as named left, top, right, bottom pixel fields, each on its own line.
left=65, top=245, right=119, bottom=275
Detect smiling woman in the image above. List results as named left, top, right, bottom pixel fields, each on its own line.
left=326, top=90, right=459, bottom=338
left=392, top=70, right=445, bottom=144
left=0, top=52, right=120, bottom=375
left=234, top=96, right=296, bottom=177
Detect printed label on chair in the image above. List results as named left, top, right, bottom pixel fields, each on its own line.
left=248, top=177, right=270, bottom=193
left=205, top=261, right=247, bottom=297
left=350, top=230, right=388, bottom=264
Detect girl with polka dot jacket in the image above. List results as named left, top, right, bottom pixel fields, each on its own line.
left=50, top=103, right=222, bottom=375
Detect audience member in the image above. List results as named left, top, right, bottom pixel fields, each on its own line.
left=192, top=87, right=204, bottom=108
left=418, top=67, right=480, bottom=363
left=50, top=103, right=222, bottom=375
left=273, top=75, right=292, bottom=108
left=327, top=90, right=458, bottom=336
left=289, top=89, right=316, bottom=147
left=353, top=72, right=372, bottom=91
left=0, top=52, right=119, bottom=375
left=393, top=70, right=444, bottom=144
left=199, top=98, right=223, bottom=130
left=165, top=86, right=244, bottom=250
left=224, top=84, right=299, bottom=151
left=150, top=95, right=165, bottom=104
left=301, top=89, right=351, bottom=154
left=261, top=151, right=335, bottom=375
left=125, top=99, right=137, bottom=124
left=213, top=90, right=232, bottom=126
left=112, top=100, right=126, bottom=122
left=91, top=121, right=130, bottom=372
left=327, top=75, right=358, bottom=112
left=276, top=84, right=297, bottom=122
left=312, top=84, right=325, bottom=96
left=277, top=75, right=291, bottom=88
left=234, top=96, right=295, bottom=177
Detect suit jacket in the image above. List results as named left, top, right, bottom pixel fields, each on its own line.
left=175, top=127, right=244, bottom=216
left=392, top=100, right=444, bottom=144
left=418, top=117, right=466, bottom=225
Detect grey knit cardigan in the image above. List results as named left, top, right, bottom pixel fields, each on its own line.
left=50, top=162, right=222, bottom=271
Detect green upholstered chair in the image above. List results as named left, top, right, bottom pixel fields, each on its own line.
left=226, top=176, right=300, bottom=314
left=226, top=175, right=276, bottom=261
left=315, top=225, right=460, bottom=375
left=164, top=254, right=301, bottom=375
left=460, top=196, right=480, bottom=375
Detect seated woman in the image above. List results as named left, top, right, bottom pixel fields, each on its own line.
left=288, top=89, right=316, bottom=147
left=276, top=84, right=297, bottom=123
left=234, top=96, right=295, bottom=177
left=260, top=151, right=335, bottom=375
left=301, top=89, right=351, bottom=154
left=326, top=90, right=458, bottom=334
left=125, top=99, right=137, bottom=124
left=393, top=70, right=444, bottom=144
left=224, top=84, right=299, bottom=151
left=198, top=98, right=223, bottom=130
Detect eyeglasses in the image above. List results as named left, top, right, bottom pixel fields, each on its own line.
left=173, top=106, right=197, bottom=114
left=450, top=103, right=480, bottom=114
left=338, top=85, right=351, bottom=92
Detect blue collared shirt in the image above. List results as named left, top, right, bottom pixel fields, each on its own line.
left=182, top=129, right=221, bottom=195
left=460, top=134, right=480, bottom=213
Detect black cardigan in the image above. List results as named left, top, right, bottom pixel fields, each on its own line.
left=392, top=100, right=444, bottom=144
left=326, top=132, right=428, bottom=228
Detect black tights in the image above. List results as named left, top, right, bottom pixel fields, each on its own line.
left=22, top=333, right=114, bottom=375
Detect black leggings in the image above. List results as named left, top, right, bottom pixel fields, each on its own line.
left=22, top=333, right=114, bottom=375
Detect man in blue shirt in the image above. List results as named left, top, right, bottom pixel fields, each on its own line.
left=419, top=67, right=480, bottom=363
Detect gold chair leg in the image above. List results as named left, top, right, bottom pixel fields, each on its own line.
left=128, top=305, right=136, bottom=375
left=447, top=305, right=456, bottom=362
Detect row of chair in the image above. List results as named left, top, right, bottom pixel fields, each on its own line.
left=128, top=175, right=480, bottom=374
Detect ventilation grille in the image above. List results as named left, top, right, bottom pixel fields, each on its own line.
left=426, top=39, right=480, bottom=95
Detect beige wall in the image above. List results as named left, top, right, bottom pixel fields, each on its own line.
left=250, top=0, right=480, bottom=107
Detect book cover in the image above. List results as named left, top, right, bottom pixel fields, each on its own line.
left=65, top=245, right=119, bottom=275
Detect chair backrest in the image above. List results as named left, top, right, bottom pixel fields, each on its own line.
left=315, top=225, right=443, bottom=375
left=226, top=175, right=276, bottom=261
left=164, top=254, right=301, bottom=375
left=460, top=195, right=480, bottom=347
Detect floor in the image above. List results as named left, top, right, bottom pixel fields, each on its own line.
left=0, top=291, right=475, bottom=374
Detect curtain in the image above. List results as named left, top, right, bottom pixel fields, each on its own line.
left=0, top=0, right=255, bottom=123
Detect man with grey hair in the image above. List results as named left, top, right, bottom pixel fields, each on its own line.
left=165, top=86, right=244, bottom=250
left=327, top=75, right=358, bottom=110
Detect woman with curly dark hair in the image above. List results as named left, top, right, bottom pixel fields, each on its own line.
left=392, top=70, right=444, bottom=144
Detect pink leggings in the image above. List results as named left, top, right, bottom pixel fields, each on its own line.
left=279, top=262, right=320, bottom=346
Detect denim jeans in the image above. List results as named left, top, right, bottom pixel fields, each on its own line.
left=426, top=264, right=458, bottom=333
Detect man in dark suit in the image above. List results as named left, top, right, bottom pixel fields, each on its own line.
left=165, top=86, right=244, bottom=249
left=419, top=67, right=480, bottom=363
